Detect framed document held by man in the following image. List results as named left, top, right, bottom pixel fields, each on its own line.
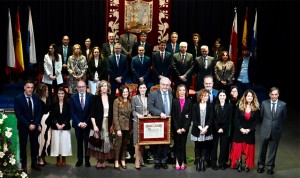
left=137, top=116, right=171, bottom=145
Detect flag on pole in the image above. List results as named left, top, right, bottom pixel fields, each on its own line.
left=27, top=6, right=37, bottom=64
left=251, top=9, right=257, bottom=57
left=15, top=8, right=25, bottom=73
left=6, top=8, right=15, bottom=75
left=229, top=7, right=238, bottom=68
left=242, top=7, right=248, bottom=50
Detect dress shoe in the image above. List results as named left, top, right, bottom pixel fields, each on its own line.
left=181, top=165, right=186, bottom=170
left=267, top=169, right=274, bottom=175
left=220, top=165, right=226, bottom=170
left=244, top=166, right=250, bottom=172
left=257, top=168, right=264, bottom=173
left=121, top=164, right=127, bottom=169
left=114, top=165, right=120, bottom=170
left=154, top=163, right=160, bottom=169
left=75, top=161, right=83, bottom=167
left=161, top=163, right=168, bottom=169
left=31, top=164, right=41, bottom=171
left=85, top=161, right=91, bottom=167
left=135, top=166, right=141, bottom=170
left=212, top=165, right=218, bottom=170
left=140, top=163, right=147, bottom=167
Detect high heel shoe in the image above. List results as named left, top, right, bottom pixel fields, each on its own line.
left=135, top=166, right=141, bottom=170
left=181, top=165, right=186, bottom=170
left=175, top=165, right=180, bottom=170
left=121, top=164, right=127, bottom=169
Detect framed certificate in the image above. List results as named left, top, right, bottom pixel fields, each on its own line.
left=137, top=116, right=171, bottom=145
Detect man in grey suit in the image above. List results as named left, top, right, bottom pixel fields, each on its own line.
left=257, top=87, right=287, bottom=175
left=147, top=77, right=173, bottom=169
left=119, top=24, right=137, bottom=57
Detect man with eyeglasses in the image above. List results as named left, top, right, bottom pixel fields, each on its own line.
left=70, top=80, right=91, bottom=167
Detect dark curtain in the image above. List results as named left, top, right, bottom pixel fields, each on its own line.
left=0, top=0, right=299, bottom=109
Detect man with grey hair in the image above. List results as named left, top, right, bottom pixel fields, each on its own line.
left=194, top=45, right=215, bottom=90
left=172, top=42, right=194, bottom=91
left=147, top=77, right=173, bottom=169
left=102, top=32, right=116, bottom=58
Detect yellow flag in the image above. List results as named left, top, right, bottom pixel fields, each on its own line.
left=15, top=8, right=25, bottom=73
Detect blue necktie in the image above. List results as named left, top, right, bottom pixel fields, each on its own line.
left=163, top=92, right=169, bottom=115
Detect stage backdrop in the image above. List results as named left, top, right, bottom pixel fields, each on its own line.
left=106, top=0, right=171, bottom=49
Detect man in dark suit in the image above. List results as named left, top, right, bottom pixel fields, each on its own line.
left=131, top=31, right=152, bottom=60
left=257, top=87, right=287, bottom=175
left=102, top=32, right=115, bottom=58
left=147, top=77, right=173, bottom=169
left=152, top=40, right=172, bottom=85
left=14, top=80, right=42, bottom=173
left=172, top=42, right=194, bottom=90
left=107, top=43, right=128, bottom=98
left=194, top=45, right=215, bottom=90
left=235, top=47, right=258, bottom=95
left=57, top=35, right=73, bottom=85
left=70, top=80, right=91, bottom=167
left=166, top=32, right=180, bottom=55
left=131, top=45, right=151, bottom=85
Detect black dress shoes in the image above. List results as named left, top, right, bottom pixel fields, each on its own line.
left=257, top=168, right=264, bottom=173
left=85, top=161, right=91, bottom=167
left=31, top=164, right=41, bottom=171
left=154, top=163, right=160, bottom=169
left=267, top=169, right=274, bottom=175
left=121, top=164, right=127, bottom=169
left=161, top=163, right=168, bottom=169
left=212, top=165, right=218, bottom=170
left=75, top=161, right=83, bottom=167
left=244, top=166, right=250, bottom=172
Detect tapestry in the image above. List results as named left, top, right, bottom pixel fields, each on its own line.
left=106, top=0, right=171, bottom=49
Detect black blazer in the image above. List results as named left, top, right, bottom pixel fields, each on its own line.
left=191, top=103, right=213, bottom=136
left=90, top=94, right=114, bottom=130
left=14, top=93, right=42, bottom=129
left=232, top=109, right=259, bottom=144
left=213, top=103, right=232, bottom=133
left=131, top=42, right=152, bottom=59
left=131, top=55, right=151, bottom=84
left=107, top=54, right=128, bottom=81
left=87, top=58, right=108, bottom=81
left=50, top=101, right=71, bottom=130
left=152, top=51, right=172, bottom=83
left=171, top=98, right=192, bottom=133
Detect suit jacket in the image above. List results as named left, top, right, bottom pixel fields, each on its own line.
left=233, top=109, right=259, bottom=144
left=172, top=52, right=194, bottom=84
left=119, top=33, right=137, bottom=55
left=260, top=100, right=287, bottom=140
left=166, top=43, right=180, bottom=55
left=131, top=95, right=149, bottom=120
left=107, top=54, right=128, bottom=82
left=191, top=103, right=213, bottom=136
left=147, top=89, right=173, bottom=116
left=57, top=45, right=72, bottom=65
left=14, top=93, right=42, bottom=129
left=42, top=53, right=63, bottom=85
left=171, top=98, right=192, bottom=133
left=131, top=55, right=151, bottom=84
left=235, top=56, right=258, bottom=84
left=113, top=99, right=132, bottom=131
left=50, top=101, right=71, bottom=130
left=152, top=51, right=172, bottom=83
left=131, top=41, right=152, bottom=59
left=70, top=93, right=91, bottom=128
left=102, top=42, right=114, bottom=58
left=87, top=58, right=108, bottom=81
left=90, top=94, right=114, bottom=130
left=194, top=55, right=215, bottom=82
left=213, top=103, right=232, bottom=133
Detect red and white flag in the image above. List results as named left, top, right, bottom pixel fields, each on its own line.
left=229, top=8, right=238, bottom=68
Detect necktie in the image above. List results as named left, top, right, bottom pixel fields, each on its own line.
left=63, top=46, right=67, bottom=64
left=140, top=56, right=143, bottom=64
left=203, top=57, right=207, bottom=69
left=210, top=92, right=213, bottom=103
left=172, top=44, right=175, bottom=53
left=181, top=54, right=185, bottom=64
left=163, top=92, right=169, bottom=115
left=160, top=52, right=164, bottom=61
left=110, top=43, right=114, bottom=54
left=195, top=46, right=197, bottom=57
left=27, top=97, right=33, bottom=116
left=80, top=94, right=85, bottom=110
left=271, top=103, right=276, bottom=118
left=116, top=56, right=120, bottom=67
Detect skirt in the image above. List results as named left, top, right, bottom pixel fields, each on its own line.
left=50, top=130, right=72, bottom=156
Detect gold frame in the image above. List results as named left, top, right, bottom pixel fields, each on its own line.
left=137, top=116, right=171, bottom=145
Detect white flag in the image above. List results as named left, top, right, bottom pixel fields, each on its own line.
left=7, top=9, right=15, bottom=71
left=27, top=6, right=37, bottom=64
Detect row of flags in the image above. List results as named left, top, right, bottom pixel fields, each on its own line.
left=6, top=7, right=36, bottom=75
left=229, top=7, right=258, bottom=68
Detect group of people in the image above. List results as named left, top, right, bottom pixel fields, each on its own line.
left=14, top=27, right=286, bottom=175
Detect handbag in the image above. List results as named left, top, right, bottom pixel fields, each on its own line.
left=88, top=131, right=102, bottom=148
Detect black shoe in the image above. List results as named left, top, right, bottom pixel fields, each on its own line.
left=244, top=166, right=250, bottom=172
left=206, top=160, right=211, bottom=167
left=31, top=164, right=41, bottom=171
left=135, top=166, right=141, bottom=170
left=154, top=163, right=160, bottom=169
left=257, top=168, right=264, bottom=173
left=85, top=161, right=91, bottom=167
left=267, top=169, right=274, bottom=175
left=161, top=163, right=168, bottom=169
left=75, top=161, right=83, bottom=167
left=212, top=165, right=218, bottom=170
left=121, top=164, right=127, bottom=169
left=237, top=163, right=242, bottom=172
left=220, top=164, right=226, bottom=170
